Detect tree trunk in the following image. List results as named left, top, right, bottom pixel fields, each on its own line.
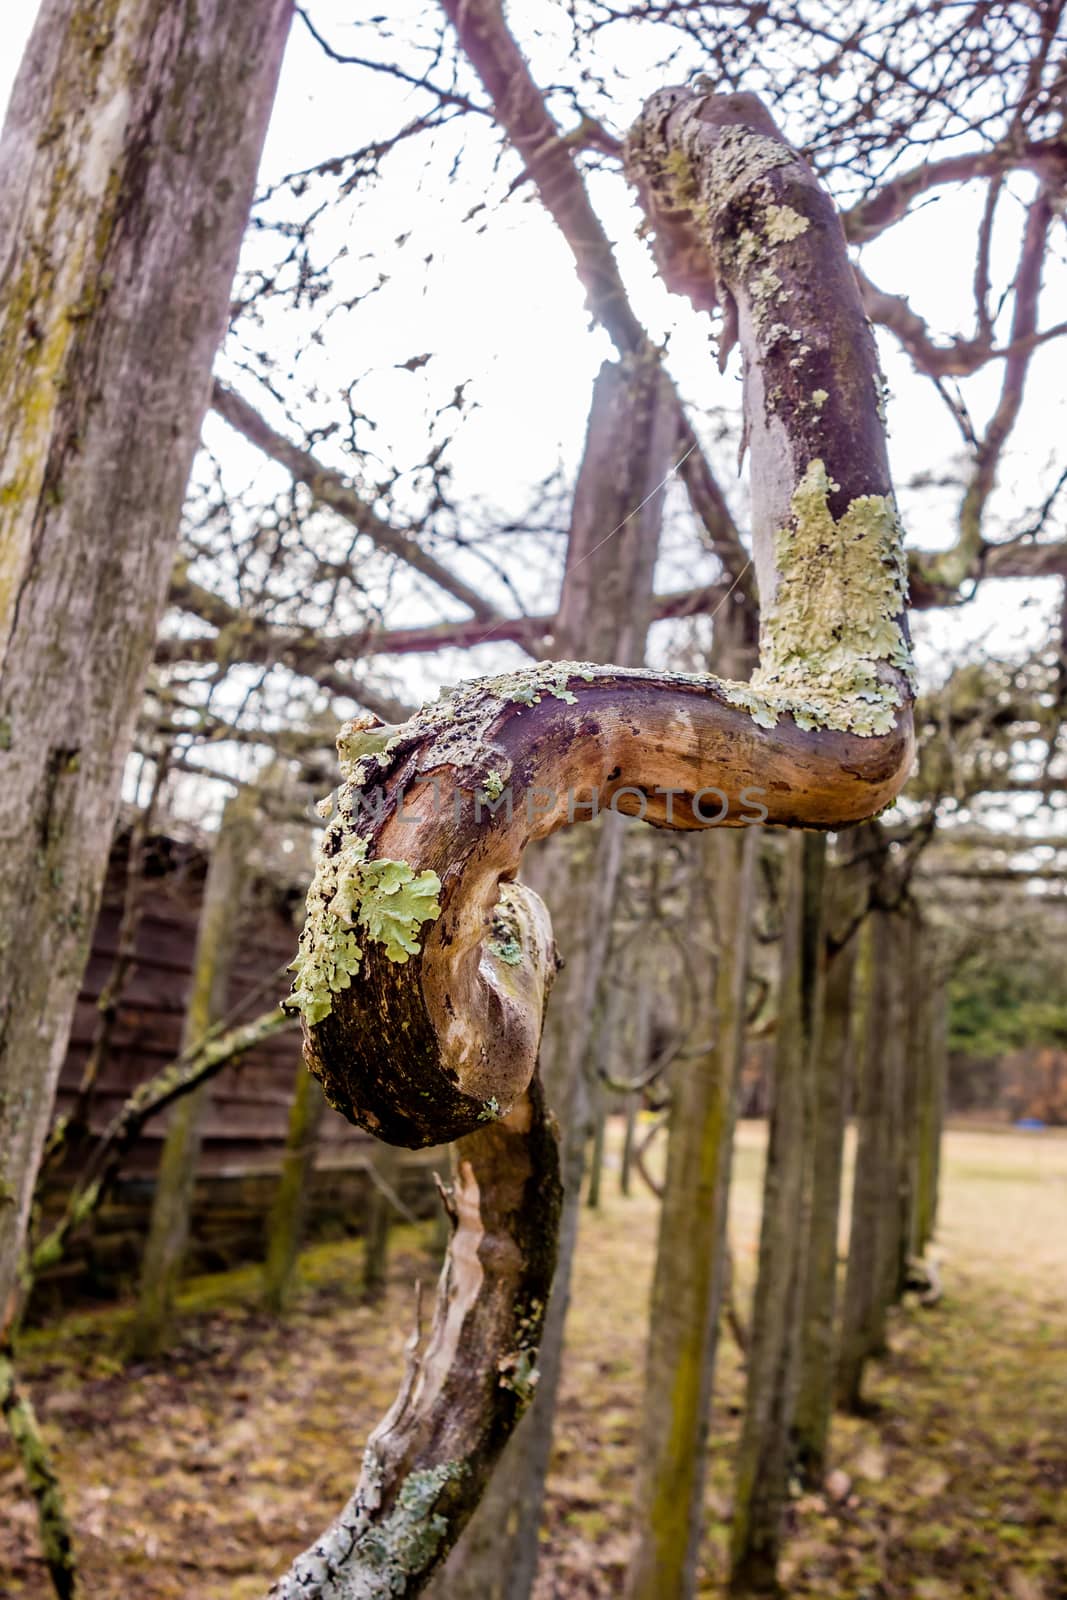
left=729, top=830, right=826, bottom=1595
left=363, top=1141, right=404, bottom=1301
left=625, top=823, right=759, bottom=1600
left=914, top=956, right=948, bottom=1253
left=587, top=971, right=628, bottom=1211
left=585, top=1085, right=607, bottom=1210
left=836, top=910, right=893, bottom=1411
left=263, top=1063, right=327, bottom=1314
left=624, top=578, right=757, bottom=1600
left=792, top=835, right=867, bottom=1483
left=129, top=787, right=256, bottom=1357
left=874, top=913, right=907, bottom=1332
left=426, top=356, right=673, bottom=1600
left=896, top=909, right=923, bottom=1282
left=0, top=0, right=293, bottom=1325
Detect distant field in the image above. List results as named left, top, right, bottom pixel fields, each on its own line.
left=1, top=1124, right=1064, bottom=1598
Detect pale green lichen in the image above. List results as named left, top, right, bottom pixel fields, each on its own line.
left=506, top=670, right=580, bottom=708
left=288, top=835, right=441, bottom=1025
left=764, top=203, right=809, bottom=242
left=477, top=1096, right=501, bottom=1123
left=721, top=459, right=913, bottom=737
left=696, top=122, right=795, bottom=215
left=498, top=1298, right=544, bottom=1408
left=353, top=1458, right=467, bottom=1590
left=812, top=388, right=829, bottom=408
left=338, top=720, right=403, bottom=775
left=487, top=936, right=523, bottom=966
left=486, top=887, right=527, bottom=971
left=482, top=769, right=505, bottom=800
left=750, top=264, right=782, bottom=303
left=335, top=713, right=405, bottom=789
left=497, top=1345, right=539, bottom=1405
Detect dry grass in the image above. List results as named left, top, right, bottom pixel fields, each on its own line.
left=1, top=1123, right=1064, bottom=1598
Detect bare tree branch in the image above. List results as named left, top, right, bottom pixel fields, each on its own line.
left=841, top=139, right=1067, bottom=243
left=211, top=382, right=501, bottom=623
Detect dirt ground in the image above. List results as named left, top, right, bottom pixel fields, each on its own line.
left=1, top=1123, right=1064, bottom=1598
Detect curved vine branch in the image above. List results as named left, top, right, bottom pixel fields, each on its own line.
left=270, top=83, right=916, bottom=1597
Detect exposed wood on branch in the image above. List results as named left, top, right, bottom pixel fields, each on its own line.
left=270, top=911, right=561, bottom=1599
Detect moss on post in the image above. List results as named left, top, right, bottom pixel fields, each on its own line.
left=262, top=1062, right=327, bottom=1315
left=729, top=831, right=826, bottom=1595
left=626, top=826, right=759, bottom=1600
left=129, top=786, right=257, bottom=1359
left=0, top=1353, right=76, bottom=1599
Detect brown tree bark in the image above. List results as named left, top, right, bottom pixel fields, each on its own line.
left=0, top=0, right=293, bottom=1325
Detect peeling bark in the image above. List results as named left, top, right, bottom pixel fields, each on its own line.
left=270, top=1043, right=562, bottom=1598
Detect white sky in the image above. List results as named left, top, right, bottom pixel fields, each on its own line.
left=3, top=0, right=1064, bottom=742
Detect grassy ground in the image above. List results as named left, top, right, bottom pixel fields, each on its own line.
left=1, top=1123, right=1064, bottom=1598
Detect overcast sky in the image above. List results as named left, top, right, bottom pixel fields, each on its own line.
left=3, top=0, right=1063, bottom=708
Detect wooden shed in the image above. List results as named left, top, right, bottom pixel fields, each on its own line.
left=33, top=819, right=441, bottom=1313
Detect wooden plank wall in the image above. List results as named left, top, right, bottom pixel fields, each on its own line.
left=32, top=827, right=443, bottom=1312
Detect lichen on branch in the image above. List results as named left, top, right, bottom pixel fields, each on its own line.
left=722, top=460, right=914, bottom=736
left=287, top=832, right=442, bottom=1026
